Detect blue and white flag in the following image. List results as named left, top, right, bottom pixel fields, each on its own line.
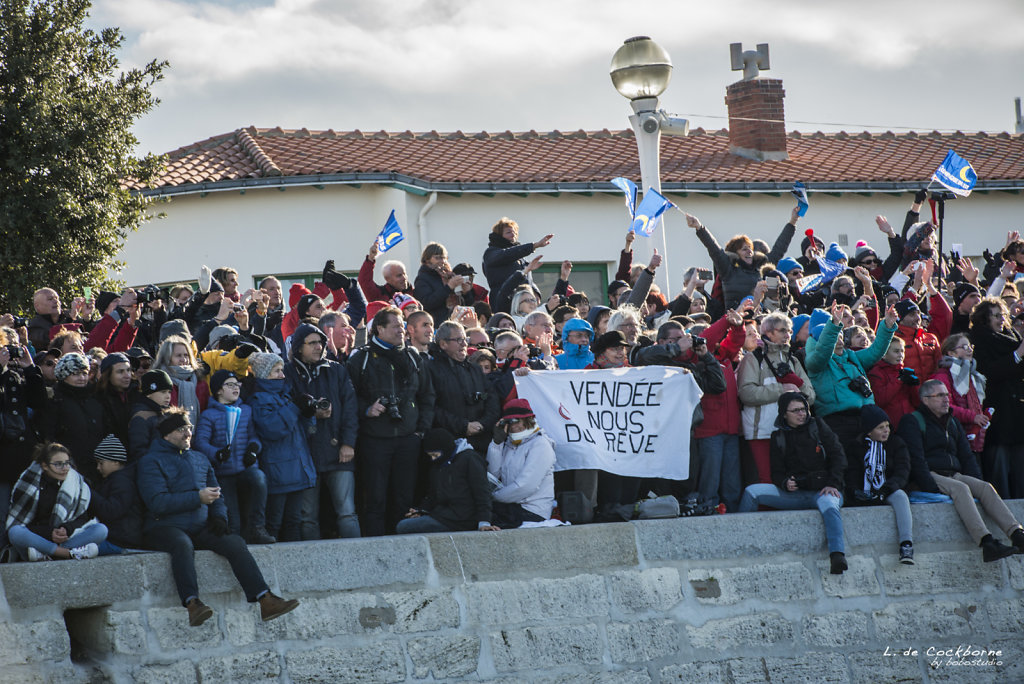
left=375, top=210, right=404, bottom=253
left=931, top=149, right=977, bottom=197
left=610, top=177, right=638, bottom=218
left=630, top=189, right=675, bottom=237
left=791, top=181, right=809, bottom=217
left=796, top=257, right=846, bottom=294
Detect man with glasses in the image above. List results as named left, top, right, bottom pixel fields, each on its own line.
left=898, top=379, right=1024, bottom=562
left=137, top=408, right=300, bottom=626
left=284, top=323, right=359, bottom=540
left=851, top=214, right=905, bottom=284
left=428, top=321, right=499, bottom=454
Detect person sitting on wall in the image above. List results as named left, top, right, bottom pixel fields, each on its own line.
left=486, top=399, right=555, bottom=528
left=136, top=408, right=299, bottom=627
left=738, top=391, right=849, bottom=575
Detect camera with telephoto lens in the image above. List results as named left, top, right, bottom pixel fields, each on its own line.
left=136, top=285, right=163, bottom=304
left=379, top=395, right=403, bottom=421
left=691, top=336, right=706, bottom=349
left=469, top=391, right=488, bottom=404
left=526, top=344, right=542, bottom=359
left=313, top=397, right=331, bottom=412
left=5, top=345, right=23, bottom=359
left=848, top=375, right=873, bottom=398
left=898, top=368, right=920, bottom=386
left=9, top=315, right=28, bottom=328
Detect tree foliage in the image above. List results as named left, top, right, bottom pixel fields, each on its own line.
left=0, top=0, right=166, bottom=313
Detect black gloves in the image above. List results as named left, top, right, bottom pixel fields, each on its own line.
left=234, top=342, right=258, bottom=359
left=322, top=260, right=352, bottom=291
left=215, top=445, right=232, bottom=463
left=243, top=442, right=260, bottom=468
left=207, top=517, right=229, bottom=536
left=914, top=188, right=928, bottom=204
left=898, top=368, right=921, bottom=386
left=295, top=394, right=317, bottom=416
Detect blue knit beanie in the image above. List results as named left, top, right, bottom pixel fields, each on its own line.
left=791, top=314, right=811, bottom=342
left=777, top=257, right=802, bottom=275
left=825, top=242, right=848, bottom=262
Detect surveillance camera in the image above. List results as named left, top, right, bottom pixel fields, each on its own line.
left=640, top=114, right=660, bottom=134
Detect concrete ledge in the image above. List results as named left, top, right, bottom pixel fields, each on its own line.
left=2, top=500, right=1022, bottom=614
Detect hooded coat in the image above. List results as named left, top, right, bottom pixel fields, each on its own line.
left=769, top=393, right=846, bottom=491
left=804, top=319, right=896, bottom=417
left=554, top=318, right=595, bottom=370
left=695, top=221, right=796, bottom=309
left=246, top=377, right=317, bottom=494
left=482, top=233, right=537, bottom=293
left=136, top=437, right=227, bottom=534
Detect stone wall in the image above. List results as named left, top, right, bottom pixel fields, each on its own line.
left=2, top=501, right=1023, bottom=683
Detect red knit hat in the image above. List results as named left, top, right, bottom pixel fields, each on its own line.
left=501, top=398, right=535, bottom=421
left=366, top=300, right=391, bottom=322
left=289, top=282, right=310, bottom=308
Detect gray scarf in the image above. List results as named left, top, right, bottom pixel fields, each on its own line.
left=165, top=365, right=201, bottom=427
left=947, top=357, right=985, bottom=404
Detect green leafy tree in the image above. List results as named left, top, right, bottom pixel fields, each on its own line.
left=0, top=0, right=166, bottom=314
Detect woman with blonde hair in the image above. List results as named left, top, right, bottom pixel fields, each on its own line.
left=153, top=335, right=208, bottom=428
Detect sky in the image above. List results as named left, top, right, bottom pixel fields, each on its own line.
left=87, top=0, right=1024, bottom=156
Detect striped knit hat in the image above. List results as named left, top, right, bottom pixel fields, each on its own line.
left=94, top=434, right=127, bottom=462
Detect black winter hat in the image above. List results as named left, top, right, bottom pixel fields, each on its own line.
left=94, top=291, right=119, bottom=314
left=100, top=352, right=130, bottom=373
left=777, top=391, right=810, bottom=418
left=953, top=282, right=981, bottom=309
left=141, top=369, right=173, bottom=394
left=893, top=299, right=919, bottom=321
left=422, top=428, right=456, bottom=457
left=209, top=369, right=237, bottom=397
left=860, top=404, right=890, bottom=436
left=593, top=330, right=631, bottom=357
left=297, top=294, right=321, bottom=319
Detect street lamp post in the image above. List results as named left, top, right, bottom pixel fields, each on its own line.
left=610, top=36, right=689, bottom=298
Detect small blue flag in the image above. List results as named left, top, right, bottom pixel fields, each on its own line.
left=375, top=210, right=404, bottom=253
left=797, top=257, right=846, bottom=294
left=610, top=177, right=638, bottom=218
left=931, top=149, right=977, bottom=197
left=791, top=181, right=809, bottom=217
left=630, top=189, right=675, bottom=237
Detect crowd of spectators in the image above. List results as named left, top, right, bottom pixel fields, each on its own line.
left=3, top=190, right=1024, bottom=619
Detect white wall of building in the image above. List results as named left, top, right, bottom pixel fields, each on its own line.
left=118, top=185, right=1018, bottom=297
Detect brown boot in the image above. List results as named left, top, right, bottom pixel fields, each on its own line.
left=187, top=598, right=214, bottom=627
left=259, top=592, right=299, bottom=622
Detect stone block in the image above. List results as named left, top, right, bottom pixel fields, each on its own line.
left=658, top=662, right=726, bottom=683
left=925, top=644, right=1003, bottom=684
left=607, top=568, right=681, bottom=614
left=607, top=619, right=679, bottom=663
left=685, top=613, right=793, bottom=651
left=64, top=608, right=145, bottom=654
left=381, top=589, right=459, bottom=632
left=818, top=555, right=880, bottom=598
left=872, top=600, right=975, bottom=642
left=131, top=661, right=198, bottom=684
left=635, top=510, right=828, bottom=561
left=466, top=575, right=607, bottom=625
left=687, top=561, right=812, bottom=605
left=985, top=598, right=1024, bottom=633
left=0, top=553, right=148, bottom=610
left=147, top=606, right=221, bottom=650
left=880, top=550, right=1002, bottom=595
left=406, top=634, right=479, bottom=678
left=0, top=665, right=46, bottom=684
left=489, top=624, right=603, bottom=672
left=846, top=650, right=924, bottom=684
left=224, top=606, right=289, bottom=647
left=272, top=536, right=430, bottom=592
left=725, top=655, right=849, bottom=683
left=197, top=650, right=281, bottom=682
left=1006, top=555, right=1024, bottom=590
left=285, top=642, right=405, bottom=683
left=992, top=637, right=1024, bottom=683
left=801, top=611, right=870, bottom=647
left=430, top=524, right=637, bottom=580
left=0, top=619, right=71, bottom=665
left=484, top=672, right=652, bottom=684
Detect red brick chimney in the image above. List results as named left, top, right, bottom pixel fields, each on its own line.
left=724, top=78, right=789, bottom=161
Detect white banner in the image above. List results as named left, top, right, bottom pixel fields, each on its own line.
left=515, top=366, right=703, bottom=479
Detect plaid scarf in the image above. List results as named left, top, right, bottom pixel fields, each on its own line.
left=5, top=462, right=91, bottom=530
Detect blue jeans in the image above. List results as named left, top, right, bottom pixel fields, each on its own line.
left=695, top=434, right=741, bottom=512
left=8, top=522, right=109, bottom=560
left=301, top=470, right=360, bottom=540
left=739, top=484, right=846, bottom=553
left=395, top=514, right=454, bottom=535
left=97, top=540, right=125, bottom=556
left=266, top=490, right=304, bottom=542
left=219, top=466, right=269, bottom=535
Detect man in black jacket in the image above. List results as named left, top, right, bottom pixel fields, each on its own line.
left=739, top=392, right=849, bottom=574
left=428, top=321, right=500, bottom=454
left=396, top=428, right=498, bottom=534
left=898, top=379, right=1024, bottom=562
left=285, top=323, right=360, bottom=540
left=633, top=321, right=727, bottom=394
left=348, top=306, right=435, bottom=536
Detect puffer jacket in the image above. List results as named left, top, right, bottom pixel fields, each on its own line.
left=867, top=361, right=918, bottom=428
left=554, top=318, right=595, bottom=370
left=482, top=233, right=537, bottom=293
left=427, top=351, right=500, bottom=454
left=44, top=383, right=106, bottom=480
left=486, top=429, right=556, bottom=519
left=695, top=221, right=795, bottom=309
left=895, top=324, right=941, bottom=382
left=194, top=398, right=260, bottom=478
left=136, top=437, right=227, bottom=534
left=844, top=432, right=911, bottom=501
left=805, top=319, right=896, bottom=417
left=898, top=407, right=981, bottom=493
left=769, top=412, right=846, bottom=491
left=89, top=462, right=143, bottom=547
left=737, top=341, right=816, bottom=440
left=284, top=323, right=359, bottom=473
left=127, top=397, right=165, bottom=461
left=247, top=378, right=317, bottom=494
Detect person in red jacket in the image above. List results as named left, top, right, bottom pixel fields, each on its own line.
left=868, top=337, right=919, bottom=427
left=693, top=309, right=745, bottom=511
left=931, top=333, right=989, bottom=454
left=893, top=299, right=942, bottom=382
left=358, top=238, right=414, bottom=302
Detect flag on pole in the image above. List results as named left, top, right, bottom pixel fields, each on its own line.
left=630, top=189, right=675, bottom=237
left=931, top=149, right=977, bottom=197
left=791, top=181, right=809, bottom=216
left=375, top=210, right=404, bottom=253
left=610, top=177, right=638, bottom=218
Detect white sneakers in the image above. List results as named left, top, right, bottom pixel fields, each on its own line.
left=26, top=547, right=51, bottom=562
left=70, top=543, right=99, bottom=560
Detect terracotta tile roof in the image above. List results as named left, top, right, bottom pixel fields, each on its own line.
left=142, top=126, right=1024, bottom=194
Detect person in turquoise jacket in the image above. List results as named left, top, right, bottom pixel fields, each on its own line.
left=554, top=318, right=595, bottom=370
left=805, top=300, right=899, bottom=456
